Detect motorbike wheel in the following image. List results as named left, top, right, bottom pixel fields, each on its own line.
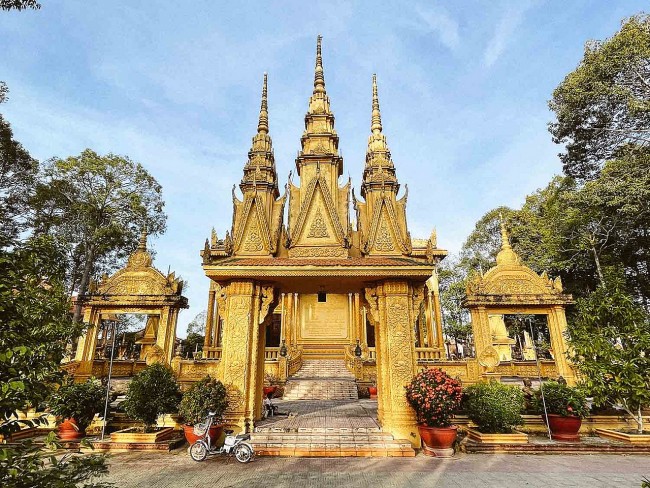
left=189, top=441, right=208, bottom=462
left=234, top=443, right=253, bottom=463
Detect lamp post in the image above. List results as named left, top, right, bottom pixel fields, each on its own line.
left=100, top=319, right=118, bottom=440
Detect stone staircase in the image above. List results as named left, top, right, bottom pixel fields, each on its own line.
left=283, top=360, right=358, bottom=401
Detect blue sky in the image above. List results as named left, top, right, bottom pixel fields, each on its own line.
left=1, top=1, right=645, bottom=335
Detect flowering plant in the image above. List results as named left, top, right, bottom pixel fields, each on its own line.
left=405, top=368, right=462, bottom=427
left=534, top=381, right=589, bottom=419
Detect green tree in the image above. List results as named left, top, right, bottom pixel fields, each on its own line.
left=0, top=237, right=111, bottom=488
left=32, top=149, right=167, bottom=323
left=0, top=85, right=39, bottom=245
left=567, top=275, right=650, bottom=433
left=186, top=310, right=207, bottom=336
left=549, top=14, right=650, bottom=181
left=0, top=0, right=39, bottom=11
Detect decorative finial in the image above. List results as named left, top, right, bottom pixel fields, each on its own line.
left=371, top=74, right=382, bottom=134
left=314, top=35, right=325, bottom=94
left=138, top=228, right=148, bottom=251
left=499, top=213, right=511, bottom=251
left=257, top=73, right=269, bottom=134
left=496, top=213, right=520, bottom=266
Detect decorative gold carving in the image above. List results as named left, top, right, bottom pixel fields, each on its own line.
left=375, top=219, right=394, bottom=251
left=364, top=287, right=379, bottom=325
left=243, top=219, right=264, bottom=252
left=307, top=208, right=329, bottom=238
left=477, top=346, right=500, bottom=371
left=287, top=246, right=347, bottom=258
left=258, top=286, right=275, bottom=324
left=145, top=344, right=164, bottom=366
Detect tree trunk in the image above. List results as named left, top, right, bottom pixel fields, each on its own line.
left=72, top=247, right=94, bottom=324
left=638, top=406, right=644, bottom=434
left=591, top=245, right=605, bottom=285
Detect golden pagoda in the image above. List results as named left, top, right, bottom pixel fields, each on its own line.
left=200, top=36, right=447, bottom=442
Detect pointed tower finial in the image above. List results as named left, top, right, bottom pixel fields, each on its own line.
left=138, top=228, right=148, bottom=251
left=314, top=35, right=325, bottom=94
left=496, top=213, right=520, bottom=265
left=371, top=74, right=382, bottom=134
left=257, top=72, right=269, bottom=134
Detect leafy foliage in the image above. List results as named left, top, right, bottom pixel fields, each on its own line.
left=48, top=379, right=105, bottom=431
left=178, top=377, right=228, bottom=425
left=0, top=0, right=40, bottom=11
left=122, top=363, right=181, bottom=431
left=0, top=88, right=39, bottom=245
left=31, top=149, right=167, bottom=321
left=405, top=368, right=462, bottom=427
left=549, top=14, right=650, bottom=181
left=567, top=278, right=650, bottom=431
left=535, top=381, right=590, bottom=419
left=0, top=236, right=82, bottom=424
left=464, top=381, right=524, bottom=434
left=0, top=435, right=112, bottom=488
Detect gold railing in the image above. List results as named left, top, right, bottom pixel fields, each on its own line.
left=415, top=347, right=440, bottom=362
left=264, top=347, right=280, bottom=361
left=287, top=347, right=303, bottom=376
left=203, top=347, right=222, bottom=360
left=367, top=347, right=376, bottom=361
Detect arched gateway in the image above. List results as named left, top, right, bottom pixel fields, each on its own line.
left=200, top=38, right=446, bottom=445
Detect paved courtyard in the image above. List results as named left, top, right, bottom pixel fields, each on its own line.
left=103, top=450, right=650, bottom=487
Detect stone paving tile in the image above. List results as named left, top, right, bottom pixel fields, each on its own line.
left=102, top=450, right=650, bottom=488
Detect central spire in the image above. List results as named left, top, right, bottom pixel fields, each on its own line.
left=314, top=35, right=325, bottom=94
left=257, top=72, right=269, bottom=134
left=371, top=74, right=382, bottom=134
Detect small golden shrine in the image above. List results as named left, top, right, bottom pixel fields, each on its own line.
left=463, top=219, right=575, bottom=384
left=199, top=37, right=447, bottom=443
left=69, top=232, right=188, bottom=381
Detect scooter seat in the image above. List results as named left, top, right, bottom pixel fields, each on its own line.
left=224, top=429, right=234, bottom=435
left=236, top=434, right=250, bottom=441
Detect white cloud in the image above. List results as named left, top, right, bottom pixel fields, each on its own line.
left=483, top=2, right=539, bottom=68
left=414, top=3, right=460, bottom=51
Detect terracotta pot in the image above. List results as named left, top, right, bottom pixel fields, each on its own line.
left=418, top=424, right=457, bottom=457
left=263, top=386, right=277, bottom=398
left=58, top=418, right=85, bottom=441
left=545, top=414, right=582, bottom=442
left=368, top=386, right=377, bottom=400
left=183, top=423, right=224, bottom=445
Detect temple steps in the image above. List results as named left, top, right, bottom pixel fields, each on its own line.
left=283, top=360, right=358, bottom=401
left=251, top=429, right=415, bottom=457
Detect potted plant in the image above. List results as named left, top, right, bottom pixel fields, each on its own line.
left=117, top=363, right=181, bottom=442
left=368, top=374, right=378, bottom=399
left=178, top=376, right=228, bottom=444
left=405, top=368, right=462, bottom=457
left=464, top=381, right=527, bottom=444
left=535, top=380, right=589, bottom=441
left=48, top=378, right=105, bottom=441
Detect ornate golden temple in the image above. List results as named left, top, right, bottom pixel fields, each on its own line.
left=70, top=36, right=574, bottom=447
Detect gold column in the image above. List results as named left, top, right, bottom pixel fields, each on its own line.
left=204, top=285, right=216, bottom=348
left=547, top=306, right=576, bottom=385
left=373, top=280, right=420, bottom=447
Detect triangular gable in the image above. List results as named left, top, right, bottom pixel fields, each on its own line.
left=366, top=196, right=408, bottom=254
left=290, top=175, right=346, bottom=245
left=233, top=194, right=272, bottom=255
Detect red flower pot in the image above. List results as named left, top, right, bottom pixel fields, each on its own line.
left=545, top=414, right=582, bottom=442
left=418, top=425, right=457, bottom=457
left=263, top=386, right=277, bottom=398
left=183, top=423, right=224, bottom=445
left=368, top=386, right=377, bottom=399
left=58, top=418, right=85, bottom=441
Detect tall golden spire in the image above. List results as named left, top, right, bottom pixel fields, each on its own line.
left=138, top=228, right=148, bottom=250
left=257, top=72, right=269, bottom=135
left=371, top=74, right=382, bottom=134
left=314, top=35, right=325, bottom=94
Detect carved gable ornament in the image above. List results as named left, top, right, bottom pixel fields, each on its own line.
left=88, top=232, right=187, bottom=307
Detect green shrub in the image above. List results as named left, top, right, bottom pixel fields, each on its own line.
left=122, top=363, right=181, bottom=431
left=534, top=381, right=589, bottom=418
left=178, top=376, right=228, bottom=425
left=464, top=381, right=524, bottom=433
left=48, top=378, right=105, bottom=431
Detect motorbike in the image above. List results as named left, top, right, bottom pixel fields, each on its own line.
left=188, top=412, right=254, bottom=463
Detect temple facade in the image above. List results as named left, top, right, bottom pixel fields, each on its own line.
left=200, top=36, right=446, bottom=442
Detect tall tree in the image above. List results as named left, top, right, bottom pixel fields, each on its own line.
left=32, top=149, right=167, bottom=323
left=0, top=0, right=40, bottom=10
left=0, top=84, right=39, bottom=245
left=549, top=14, right=650, bottom=181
